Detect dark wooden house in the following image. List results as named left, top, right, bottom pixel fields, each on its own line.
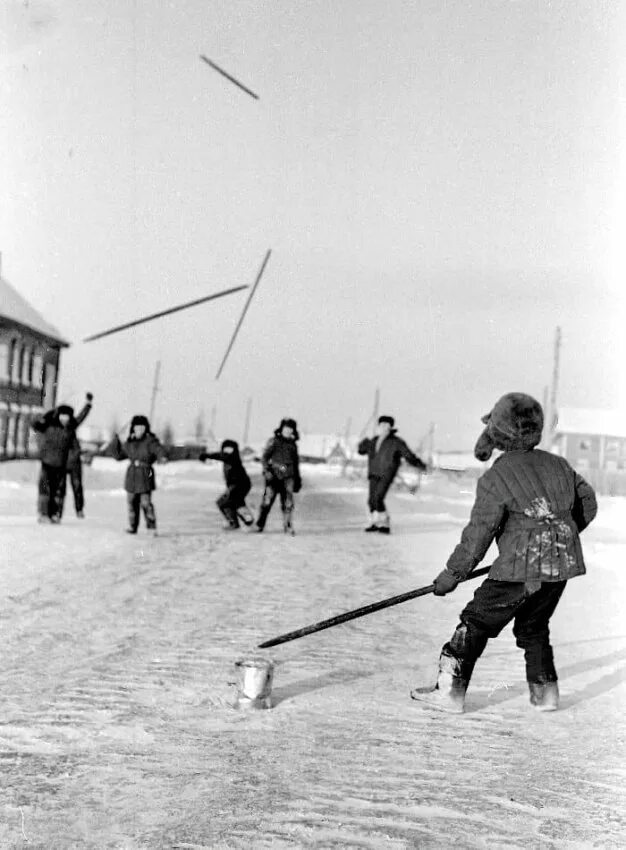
left=0, top=265, right=69, bottom=460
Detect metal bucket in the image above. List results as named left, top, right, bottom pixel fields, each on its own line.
left=234, top=656, right=274, bottom=710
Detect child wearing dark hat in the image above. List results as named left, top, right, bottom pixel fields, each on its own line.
left=358, top=415, right=427, bottom=533
left=199, top=439, right=253, bottom=530
left=256, top=418, right=301, bottom=535
left=107, top=415, right=165, bottom=535
left=31, top=394, right=93, bottom=523
left=410, top=392, right=597, bottom=714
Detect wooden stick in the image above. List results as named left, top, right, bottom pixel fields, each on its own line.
left=200, top=55, right=260, bottom=100
left=83, top=285, right=248, bottom=343
left=215, top=250, right=271, bottom=380
left=257, top=566, right=491, bottom=649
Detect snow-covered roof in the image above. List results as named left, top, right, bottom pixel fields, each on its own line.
left=0, top=276, right=69, bottom=346
left=554, top=407, right=626, bottom=439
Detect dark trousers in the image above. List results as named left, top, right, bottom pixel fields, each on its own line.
left=67, top=462, right=84, bottom=513
left=444, top=578, right=567, bottom=685
left=127, top=492, right=156, bottom=531
left=368, top=478, right=389, bottom=513
left=217, top=485, right=251, bottom=528
left=57, top=463, right=84, bottom=517
left=257, top=478, right=294, bottom=529
left=38, top=464, right=65, bottom=519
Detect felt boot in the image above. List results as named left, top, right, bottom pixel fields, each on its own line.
left=529, top=681, right=559, bottom=712
left=410, top=649, right=471, bottom=714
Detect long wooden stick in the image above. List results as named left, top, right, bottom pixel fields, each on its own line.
left=83, top=285, right=248, bottom=343
left=257, top=566, right=491, bottom=649
left=200, top=55, right=260, bottom=100
left=215, top=250, right=271, bottom=379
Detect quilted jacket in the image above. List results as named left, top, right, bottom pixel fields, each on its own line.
left=446, top=449, right=597, bottom=582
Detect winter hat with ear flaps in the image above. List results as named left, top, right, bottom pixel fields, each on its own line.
left=474, top=393, right=544, bottom=462
left=130, top=415, right=151, bottom=431
left=57, top=404, right=74, bottom=417
left=378, top=415, right=395, bottom=427
left=277, top=418, right=299, bottom=440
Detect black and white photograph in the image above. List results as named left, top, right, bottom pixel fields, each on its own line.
left=1, top=1, right=625, bottom=846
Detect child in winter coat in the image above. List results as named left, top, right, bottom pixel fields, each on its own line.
left=256, top=418, right=302, bottom=535
left=31, top=396, right=92, bottom=523
left=60, top=393, right=93, bottom=519
left=107, top=415, right=165, bottom=535
left=358, top=415, right=427, bottom=533
left=410, top=392, right=597, bottom=714
left=199, top=439, right=253, bottom=530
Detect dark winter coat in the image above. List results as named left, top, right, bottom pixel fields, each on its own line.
left=202, top=441, right=251, bottom=494
left=358, top=432, right=427, bottom=491
left=262, top=433, right=301, bottom=491
left=31, top=409, right=78, bottom=468
left=109, top=433, right=164, bottom=494
left=446, top=449, right=597, bottom=583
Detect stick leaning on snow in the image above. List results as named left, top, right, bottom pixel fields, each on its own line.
left=258, top=566, right=491, bottom=649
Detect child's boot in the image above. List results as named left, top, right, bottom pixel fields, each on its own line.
left=410, top=649, right=472, bottom=714
left=528, top=681, right=559, bottom=711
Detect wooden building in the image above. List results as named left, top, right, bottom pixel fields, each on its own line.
left=551, top=407, right=626, bottom=495
left=0, top=266, right=69, bottom=460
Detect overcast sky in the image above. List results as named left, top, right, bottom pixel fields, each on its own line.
left=1, top=0, right=624, bottom=448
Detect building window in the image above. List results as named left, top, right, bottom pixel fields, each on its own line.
left=32, top=353, right=43, bottom=389
left=13, top=414, right=24, bottom=454
left=22, top=348, right=31, bottom=385
left=8, top=340, right=17, bottom=383
left=5, top=412, right=16, bottom=455
left=11, top=343, right=23, bottom=385
left=0, top=409, right=7, bottom=455
left=0, top=343, right=9, bottom=381
left=606, top=439, right=620, bottom=454
left=579, top=439, right=591, bottom=451
left=43, top=363, right=57, bottom=408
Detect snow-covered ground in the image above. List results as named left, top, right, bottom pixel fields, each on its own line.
left=0, top=460, right=625, bottom=849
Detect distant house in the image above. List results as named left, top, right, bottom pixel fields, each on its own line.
left=0, top=265, right=69, bottom=460
left=297, top=434, right=350, bottom=465
left=550, top=407, right=626, bottom=495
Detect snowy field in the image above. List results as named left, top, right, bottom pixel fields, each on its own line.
left=0, top=459, right=625, bottom=849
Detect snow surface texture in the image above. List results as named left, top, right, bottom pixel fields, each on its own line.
left=0, top=461, right=624, bottom=848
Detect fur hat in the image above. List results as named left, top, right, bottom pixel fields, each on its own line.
left=130, top=414, right=151, bottom=432
left=221, top=439, right=241, bottom=459
left=474, top=393, right=544, bottom=461
left=57, top=404, right=74, bottom=417
left=378, top=415, right=395, bottom=427
left=277, top=418, right=299, bottom=440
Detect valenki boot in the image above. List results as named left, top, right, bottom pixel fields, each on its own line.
left=529, top=681, right=559, bottom=711
left=364, top=512, right=379, bottom=532
left=410, top=649, right=471, bottom=714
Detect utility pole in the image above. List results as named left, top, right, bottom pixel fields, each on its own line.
left=242, top=397, right=252, bottom=446
left=373, top=387, right=380, bottom=426
left=542, top=327, right=561, bottom=449
left=149, top=360, right=161, bottom=422
left=428, top=421, right=436, bottom=466
left=550, top=326, right=562, bottom=432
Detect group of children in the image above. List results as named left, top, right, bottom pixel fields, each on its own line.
left=32, top=390, right=598, bottom=714
left=31, top=391, right=93, bottom=523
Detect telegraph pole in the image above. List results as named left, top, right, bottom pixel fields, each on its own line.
left=149, top=360, right=161, bottom=422
left=242, top=397, right=252, bottom=446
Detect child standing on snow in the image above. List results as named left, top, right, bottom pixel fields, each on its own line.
left=31, top=395, right=92, bottom=524
left=358, top=415, right=427, bottom=534
left=107, top=415, right=165, bottom=536
left=199, top=439, right=253, bottom=530
left=256, top=418, right=302, bottom=535
left=410, top=392, right=597, bottom=714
